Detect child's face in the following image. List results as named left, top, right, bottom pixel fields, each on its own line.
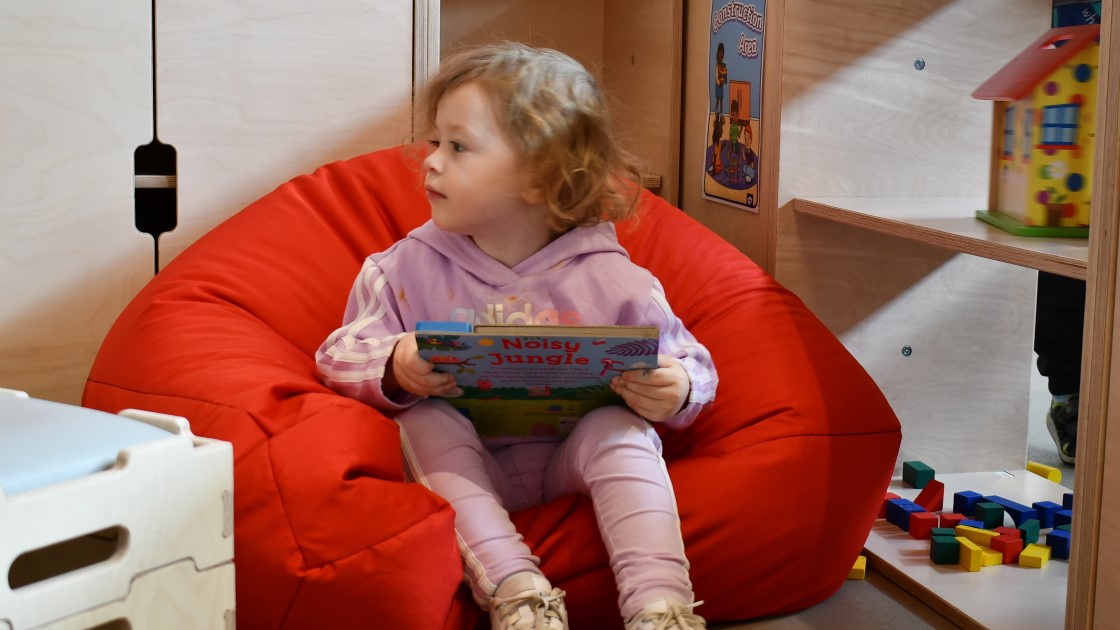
left=423, top=82, right=541, bottom=241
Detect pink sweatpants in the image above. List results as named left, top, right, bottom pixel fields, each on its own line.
left=396, top=399, right=694, bottom=620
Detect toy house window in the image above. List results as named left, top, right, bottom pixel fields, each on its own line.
left=1003, top=106, right=1016, bottom=158
left=1023, top=109, right=1033, bottom=159
left=1041, top=104, right=1080, bottom=145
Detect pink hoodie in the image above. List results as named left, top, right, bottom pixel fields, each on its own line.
left=316, top=220, right=716, bottom=429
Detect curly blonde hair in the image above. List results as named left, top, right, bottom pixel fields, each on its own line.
left=421, top=42, right=641, bottom=233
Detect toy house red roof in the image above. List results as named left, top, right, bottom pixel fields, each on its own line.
left=972, top=24, right=1101, bottom=101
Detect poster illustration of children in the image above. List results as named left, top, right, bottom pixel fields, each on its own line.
left=704, top=0, right=766, bottom=211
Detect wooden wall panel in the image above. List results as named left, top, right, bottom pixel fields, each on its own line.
left=439, top=0, right=605, bottom=69
left=0, top=2, right=152, bottom=404
left=156, top=0, right=415, bottom=265
left=774, top=0, right=1051, bottom=473
left=438, top=1, right=682, bottom=202
left=602, top=1, right=682, bottom=204
left=777, top=0, right=1049, bottom=205
left=780, top=213, right=1036, bottom=473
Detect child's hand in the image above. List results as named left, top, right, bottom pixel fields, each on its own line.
left=610, top=355, right=690, bottom=422
left=386, top=332, right=461, bottom=398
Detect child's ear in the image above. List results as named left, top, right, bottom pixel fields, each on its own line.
left=521, top=184, right=545, bottom=205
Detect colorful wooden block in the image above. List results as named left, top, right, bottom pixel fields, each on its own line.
left=957, top=537, right=983, bottom=572
left=955, top=524, right=999, bottom=547
left=931, top=527, right=957, bottom=538
left=980, top=548, right=1004, bottom=567
left=953, top=490, right=983, bottom=517
left=848, top=555, right=867, bottom=579
left=1018, top=519, right=1040, bottom=545
left=1055, top=509, right=1073, bottom=529
left=902, top=461, right=935, bottom=489
left=939, top=513, right=965, bottom=528
left=886, top=498, right=925, bottom=532
left=909, top=512, right=939, bottom=540
left=1019, top=543, right=1051, bottom=568
left=975, top=501, right=1005, bottom=529
left=1063, top=492, right=1074, bottom=511
left=914, top=479, right=945, bottom=513
left=1048, top=529, right=1072, bottom=560
left=983, top=495, right=1037, bottom=526
left=1026, top=460, right=1062, bottom=484
left=930, top=535, right=960, bottom=565
left=994, top=526, right=1020, bottom=538
left=1032, top=501, right=1062, bottom=528
left=959, top=519, right=985, bottom=529
left=879, top=492, right=900, bottom=518
left=991, top=533, right=1024, bottom=564
left=1057, top=524, right=1072, bottom=532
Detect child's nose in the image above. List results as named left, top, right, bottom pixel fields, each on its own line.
left=422, top=151, right=441, bottom=173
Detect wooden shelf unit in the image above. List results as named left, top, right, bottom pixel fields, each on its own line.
left=772, top=1, right=1120, bottom=627
left=792, top=196, right=1089, bottom=279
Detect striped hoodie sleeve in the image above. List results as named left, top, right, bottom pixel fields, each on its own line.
left=315, top=258, right=419, bottom=411
left=647, top=277, right=718, bottom=430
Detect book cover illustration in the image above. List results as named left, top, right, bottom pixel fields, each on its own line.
left=415, top=325, right=659, bottom=439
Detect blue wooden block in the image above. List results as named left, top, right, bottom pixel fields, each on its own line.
left=953, top=490, right=984, bottom=517
left=984, top=495, right=1038, bottom=526
left=1063, top=492, right=1074, bottom=510
left=1055, top=509, right=1073, bottom=529
left=1048, top=528, right=1072, bottom=559
left=1032, top=501, right=1063, bottom=529
left=960, top=518, right=985, bottom=529
left=885, top=498, right=925, bottom=532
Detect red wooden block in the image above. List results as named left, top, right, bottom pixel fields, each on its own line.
left=940, top=512, right=965, bottom=528
left=909, top=512, right=939, bottom=540
left=995, top=526, right=1021, bottom=539
left=991, top=533, right=1024, bottom=564
left=880, top=492, right=901, bottom=518
left=914, top=479, right=945, bottom=513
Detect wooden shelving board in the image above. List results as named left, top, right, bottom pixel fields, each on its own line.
left=865, top=470, right=1071, bottom=630
left=792, top=197, right=1089, bottom=280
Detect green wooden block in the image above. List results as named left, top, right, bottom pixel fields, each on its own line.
left=975, top=501, right=1005, bottom=529
left=930, top=527, right=957, bottom=538
left=1057, top=524, right=1072, bottom=532
left=902, top=461, right=935, bottom=489
left=930, top=535, right=960, bottom=565
left=1018, top=518, right=1040, bottom=545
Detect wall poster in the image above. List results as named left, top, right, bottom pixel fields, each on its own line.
left=703, top=0, right=766, bottom=211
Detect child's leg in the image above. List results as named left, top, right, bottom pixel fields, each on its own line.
left=396, top=399, right=542, bottom=604
left=543, top=406, right=694, bottom=620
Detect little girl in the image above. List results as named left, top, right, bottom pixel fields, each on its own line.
left=317, top=42, right=717, bottom=630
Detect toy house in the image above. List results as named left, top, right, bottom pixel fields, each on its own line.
left=973, top=24, right=1100, bottom=236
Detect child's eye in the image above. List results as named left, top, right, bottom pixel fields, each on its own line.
left=428, top=139, right=440, bottom=149
left=450, top=141, right=466, bottom=153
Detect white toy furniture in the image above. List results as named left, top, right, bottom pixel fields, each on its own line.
left=0, top=389, right=234, bottom=629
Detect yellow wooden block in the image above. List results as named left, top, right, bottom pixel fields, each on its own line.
left=1027, top=461, right=1062, bottom=484
left=981, top=548, right=1003, bottom=567
left=1019, top=543, right=1052, bottom=568
left=957, top=537, right=983, bottom=572
left=955, top=524, right=999, bottom=546
left=847, top=555, right=867, bottom=580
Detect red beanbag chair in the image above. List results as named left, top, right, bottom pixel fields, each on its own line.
left=84, top=145, right=900, bottom=629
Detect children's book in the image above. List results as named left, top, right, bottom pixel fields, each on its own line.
left=414, top=322, right=660, bottom=439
